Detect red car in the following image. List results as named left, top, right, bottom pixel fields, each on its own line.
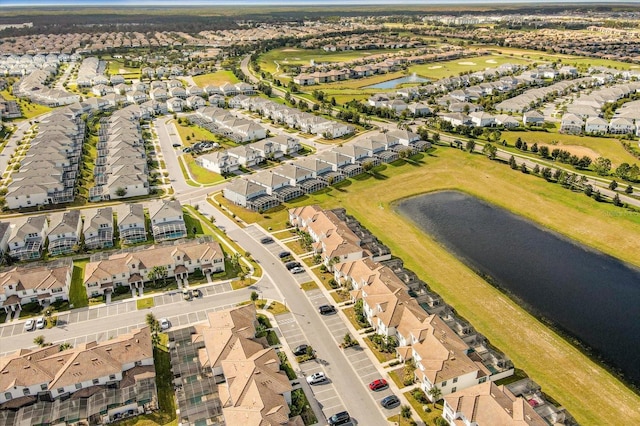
left=369, top=379, right=388, bottom=391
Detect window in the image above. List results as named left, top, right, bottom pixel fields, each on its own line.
left=109, top=374, right=116, bottom=380
left=92, top=379, right=99, bottom=385
left=75, top=383, right=82, bottom=390
left=453, top=377, right=458, bottom=384
left=23, top=388, right=30, bottom=395
left=441, top=381, right=447, bottom=387
left=41, top=384, right=47, bottom=391
left=479, top=377, right=487, bottom=384
left=5, top=392, right=12, bottom=400
left=57, top=388, right=64, bottom=394
left=452, top=387, right=457, bottom=393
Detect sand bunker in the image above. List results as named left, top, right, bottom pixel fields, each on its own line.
left=458, top=61, right=477, bottom=66
left=282, top=49, right=299, bottom=52
left=485, top=59, right=498, bottom=64
left=428, top=65, right=443, bottom=69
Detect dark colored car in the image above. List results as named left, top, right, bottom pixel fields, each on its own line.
left=285, top=261, right=301, bottom=270
left=381, top=395, right=400, bottom=409
left=327, top=411, right=350, bottom=425
left=319, top=305, right=336, bottom=315
left=278, top=251, right=291, bottom=258
left=369, top=378, right=388, bottom=391
left=260, top=237, right=274, bottom=244
left=293, top=344, right=309, bottom=356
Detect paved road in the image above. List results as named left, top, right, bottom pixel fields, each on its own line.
left=154, top=116, right=194, bottom=194
left=0, top=119, right=34, bottom=177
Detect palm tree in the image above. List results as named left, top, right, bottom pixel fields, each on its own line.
left=146, top=313, right=160, bottom=346
left=400, top=405, right=412, bottom=419
left=428, top=385, right=442, bottom=407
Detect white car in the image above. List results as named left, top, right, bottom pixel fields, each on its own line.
left=35, top=317, right=46, bottom=329
left=306, top=372, right=327, bottom=385
left=159, top=318, right=170, bottom=331
left=24, top=319, right=35, bottom=331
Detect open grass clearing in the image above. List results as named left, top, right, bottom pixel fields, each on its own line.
left=192, top=70, right=239, bottom=87
left=408, top=53, right=531, bottom=80
left=300, top=281, right=318, bottom=291
left=363, top=336, right=397, bottom=363
left=182, top=154, right=225, bottom=185
left=230, top=146, right=640, bottom=424
left=500, top=130, right=637, bottom=167
left=69, top=258, right=90, bottom=308
left=403, top=391, right=444, bottom=426
left=136, top=298, right=155, bottom=310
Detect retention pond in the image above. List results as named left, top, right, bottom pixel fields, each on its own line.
left=397, top=190, right=640, bottom=386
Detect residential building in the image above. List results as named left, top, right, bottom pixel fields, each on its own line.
left=83, top=207, right=114, bottom=250
left=47, top=210, right=82, bottom=256
left=523, top=110, right=545, bottom=126
left=84, top=238, right=224, bottom=298
left=0, top=327, right=157, bottom=425
left=8, top=215, right=49, bottom=261
left=560, top=113, right=584, bottom=134
left=148, top=199, right=187, bottom=242
left=585, top=116, right=609, bottom=134
left=0, top=262, right=71, bottom=314
left=115, top=203, right=147, bottom=244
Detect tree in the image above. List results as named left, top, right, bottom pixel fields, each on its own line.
left=533, top=164, right=540, bottom=174
left=515, top=137, right=523, bottom=149
left=509, top=155, right=517, bottom=170
left=539, top=145, right=549, bottom=158
left=613, top=193, right=622, bottom=207
left=400, top=405, right=412, bottom=419
left=362, top=160, right=374, bottom=173
left=482, top=143, right=497, bottom=160
left=584, top=184, right=593, bottom=197
left=115, top=187, right=127, bottom=197
left=428, top=385, right=442, bottom=406
left=466, top=140, right=476, bottom=152
left=593, top=157, right=612, bottom=176
left=59, top=342, right=73, bottom=351
left=34, top=335, right=45, bottom=347
left=146, top=313, right=160, bottom=346
left=615, top=163, right=631, bottom=180
left=520, top=163, right=528, bottom=173
left=609, top=180, right=618, bottom=190
left=148, top=265, right=168, bottom=285
left=531, top=143, right=538, bottom=153
left=250, top=291, right=259, bottom=302
left=542, top=167, right=552, bottom=181
left=625, top=184, right=633, bottom=194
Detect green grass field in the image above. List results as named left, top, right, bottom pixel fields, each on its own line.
left=192, top=70, right=239, bottom=87
left=500, top=130, right=638, bottom=167
left=107, top=59, right=140, bottom=76
left=224, top=148, right=640, bottom=424
left=408, top=53, right=532, bottom=80
left=182, top=154, right=226, bottom=185
left=69, top=258, right=90, bottom=308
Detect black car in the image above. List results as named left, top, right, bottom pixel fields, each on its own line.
left=381, top=395, right=400, bottom=409
left=278, top=251, right=291, bottom=259
left=172, top=143, right=181, bottom=148
left=260, top=237, right=274, bottom=244
left=293, top=344, right=309, bottom=356
left=285, top=261, right=301, bottom=270
left=328, top=411, right=350, bottom=425
left=319, top=305, right=336, bottom=315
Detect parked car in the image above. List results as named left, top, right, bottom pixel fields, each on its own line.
left=24, top=319, right=35, bottom=331
left=183, top=289, right=192, bottom=300
left=327, top=411, right=350, bottom=425
left=35, top=317, right=46, bottom=329
left=369, top=378, right=388, bottom=391
left=285, top=261, right=301, bottom=270
left=293, top=344, right=309, bottom=356
left=159, top=318, right=170, bottom=330
left=172, top=143, right=181, bottom=148
left=278, top=251, right=291, bottom=259
left=380, top=395, right=400, bottom=409
left=290, top=267, right=305, bottom=274
left=193, top=289, right=202, bottom=298
left=306, top=372, right=327, bottom=385
left=318, top=305, right=336, bottom=315
left=260, top=237, right=274, bottom=244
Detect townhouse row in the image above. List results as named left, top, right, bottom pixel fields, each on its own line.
left=228, top=94, right=354, bottom=139
left=0, top=327, right=157, bottom=425
left=190, top=105, right=268, bottom=143
left=5, top=110, right=84, bottom=210
left=0, top=52, right=76, bottom=77
left=289, top=206, right=574, bottom=426
left=88, top=107, right=150, bottom=202
left=0, top=199, right=187, bottom=262
left=561, top=113, right=640, bottom=136
left=13, top=68, right=80, bottom=107
left=223, top=129, right=429, bottom=211
left=76, top=56, right=107, bottom=87
left=167, top=304, right=304, bottom=426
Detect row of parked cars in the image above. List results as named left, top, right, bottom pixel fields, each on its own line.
left=24, top=317, right=46, bottom=331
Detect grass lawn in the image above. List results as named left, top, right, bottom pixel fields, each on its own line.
left=257, top=299, right=289, bottom=315
left=192, top=70, right=239, bottom=87
left=69, top=258, right=89, bottom=308
left=330, top=289, right=350, bottom=303
left=107, top=59, right=139, bottom=75
left=182, top=154, right=225, bottom=185
left=363, top=337, right=397, bottom=363
left=235, top=146, right=640, bottom=424
left=266, top=330, right=280, bottom=346
left=136, top=298, right=155, bottom=310
left=388, top=368, right=406, bottom=390
left=11, top=99, right=53, bottom=120
left=408, top=53, right=532, bottom=80
left=343, top=306, right=366, bottom=330
left=500, top=130, right=638, bottom=167
left=173, top=120, right=238, bottom=148
left=403, top=390, right=444, bottom=426
left=300, top=281, right=318, bottom=291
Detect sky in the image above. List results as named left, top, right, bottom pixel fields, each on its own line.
left=3, top=0, right=637, bottom=6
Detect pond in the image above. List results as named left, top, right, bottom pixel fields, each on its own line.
left=397, top=190, right=640, bottom=386
left=364, top=73, right=430, bottom=89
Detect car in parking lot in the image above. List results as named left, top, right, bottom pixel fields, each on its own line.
left=183, top=289, right=192, bottom=301
left=159, top=318, right=170, bottom=330
left=290, top=266, right=305, bottom=274
left=260, top=237, right=274, bottom=244
left=278, top=251, right=291, bottom=259
left=306, top=372, right=327, bottom=385
left=369, top=378, right=388, bottom=391
left=327, top=411, right=350, bottom=425
left=285, top=261, right=301, bottom=270
left=172, top=143, right=181, bottom=148
left=35, top=317, right=46, bottom=329
left=293, top=344, right=309, bottom=356
left=380, top=395, right=400, bottom=409
left=192, top=289, right=202, bottom=298
left=318, top=304, right=336, bottom=315
left=24, top=319, right=35, bottom=331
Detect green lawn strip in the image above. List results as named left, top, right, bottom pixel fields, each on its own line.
left=266, top=330, right=280, bottom=346
left=289, top=388, right=318, bottom=426
left=182, top=154, right=225, bottom=185
left=388, top=368, right=406, bottom=390
left=176, top=155, right=199, bottom=187
left=136, top=298, right=155, bottom=310
left=300, top=281, right=318, bottom=291
left=363, top=337, right=396, bottom=363
left=403, top=390, right=444, bottom=425
left=330, top=289, right=350, bottom=304
left=192, top=70, right=239, bottom=87
left=342, top=307, right=365, bottom=331
left=69, top=258, right=90, bottom=308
